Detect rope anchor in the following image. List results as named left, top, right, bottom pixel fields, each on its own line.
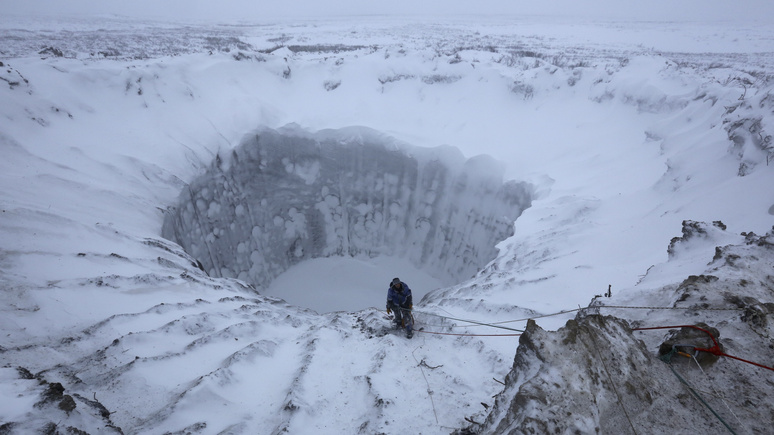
left=634, top=325, right=774, bottom=372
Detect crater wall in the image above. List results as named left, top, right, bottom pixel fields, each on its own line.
left=162, top=126, right=532, bottom=289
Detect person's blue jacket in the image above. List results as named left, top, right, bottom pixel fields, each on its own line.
left=387, top=281, right=413, bottom=309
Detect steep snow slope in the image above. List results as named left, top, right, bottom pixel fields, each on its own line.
left=1, top=16, right=773, bottom=434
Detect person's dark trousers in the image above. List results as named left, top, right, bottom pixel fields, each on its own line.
left=389, top=304, right=413, bottom=334
left=388, top=302, right=403, bottom=327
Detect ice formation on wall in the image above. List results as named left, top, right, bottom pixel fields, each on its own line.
left=162, top=126, right=532, bottom=289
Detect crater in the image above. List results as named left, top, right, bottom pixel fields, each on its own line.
left=162, top=126, right=532, bottom=312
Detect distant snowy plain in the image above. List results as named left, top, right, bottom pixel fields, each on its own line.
left=1, top=14, right=773, bottom=434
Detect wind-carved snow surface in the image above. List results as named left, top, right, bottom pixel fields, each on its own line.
left=162, top=126, right=532, bottom=297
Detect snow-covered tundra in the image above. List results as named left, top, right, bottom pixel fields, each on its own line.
left=1, top=15, right=773, bottom=434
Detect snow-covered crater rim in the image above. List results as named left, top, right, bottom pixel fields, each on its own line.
left=162, top=125, right=533, bottom=294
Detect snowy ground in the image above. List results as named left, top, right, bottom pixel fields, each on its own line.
left=266, top=256, right=441, bottom=313
left=1, top=14, right=773, bottom=434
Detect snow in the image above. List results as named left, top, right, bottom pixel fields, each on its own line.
left=265, top=255, right=442, bottom=313
left=1, top=13, right=773, bottom=434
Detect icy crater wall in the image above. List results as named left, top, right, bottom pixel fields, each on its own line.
left=162, top=126, right=532, bottom=290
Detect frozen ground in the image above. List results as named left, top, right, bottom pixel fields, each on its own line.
left=266, top=255, right=441, bottom=313
left=1, top=14, right=773, bottom=434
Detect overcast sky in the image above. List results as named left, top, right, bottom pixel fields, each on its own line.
left=2, top=0, right=774, bottom=22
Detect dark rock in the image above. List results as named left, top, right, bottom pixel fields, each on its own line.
left=743, top=227, right=774, bottom=248
left=38, top=46, right=64, bottom=57
left=17, top=366, right=36, bottom=380
left=36, top=382, right=65, bottom=407
left=479, top=315, right=737, bottom=434
left=164, top=422, right=206, bottom=434
left=674, top=275, right=719, bottom=304
left=40, top=422, right=57, bottom=435
left=73, top=393, right=112, bottom=419
left=657, top=323, right=722, bottom=368
left=97, top=48, right=121, bottom=58
left=0, top=422, right=17, bottom=434
left=725, top=294, right=771, bottom=331
left=59, top=394, right=77, bottom=413
left=232, top=51, right=252, bottom=61
left=668, top=220, right=709, bottom=257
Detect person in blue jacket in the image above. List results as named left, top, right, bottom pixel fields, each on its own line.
left=386, top=277, right=414, bottom=338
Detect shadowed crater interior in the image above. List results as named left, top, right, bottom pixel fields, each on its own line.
left=162, top=126, right=533, bottom=293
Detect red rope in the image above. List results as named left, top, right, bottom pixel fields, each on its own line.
left=715, top=352, right=774, bottom=372
left=633, top=325, right=774, bottom=372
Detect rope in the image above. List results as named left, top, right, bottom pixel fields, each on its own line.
left=482, top=304, right=745, bottom=329
left=707, top=352, right=774, bottom=372
left=586, top=326, right=638, bottom=435
left=690, top=354, right=749, bottom=435
left=633, top=325, right=774, bottom=372
left=413, top=303, right=744, bottom=331
left=484, top=308, right=583, bottom=324
left=411, top=344, right=439, bottom=424
left=416, top=330, right=521, bottom=337
left=414, top=310, right=525, bottom=333
left=661, top=347, right=737, bottom=434
left=598, top=305, right=745, bottom=312
left=383, top=308, right=524, bottom=337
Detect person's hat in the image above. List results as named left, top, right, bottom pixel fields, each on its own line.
left=391, top=277, right=401, bottom=287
